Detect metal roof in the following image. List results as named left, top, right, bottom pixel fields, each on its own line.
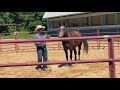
left=42, top=12, right=89, bottom=19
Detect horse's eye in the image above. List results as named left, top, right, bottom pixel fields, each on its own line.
left=58, top=29, right=60, bottom=31
left=58, top=29, right=60, bottom=33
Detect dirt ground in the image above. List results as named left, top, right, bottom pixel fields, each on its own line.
left=0, top=40, right=120, bottom=78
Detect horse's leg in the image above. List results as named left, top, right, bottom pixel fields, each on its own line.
left=73, top=47, right=77, bottom=60
left=68, top=50, right=72, bottom=66
left=70, top=50, right=72, bottom=60
left=58, top=49, right=68, bottom=68
left=64, top=49, right=69, bottom=66
left=78, top=42, right=82, bottom=60
left=65, top=49, right=68, bottom=61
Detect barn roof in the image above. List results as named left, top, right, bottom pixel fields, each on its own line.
left=42, top=12, right=90, bottom=19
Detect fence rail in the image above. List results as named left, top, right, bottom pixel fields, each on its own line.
left=1, top=26, right=120, bottom=52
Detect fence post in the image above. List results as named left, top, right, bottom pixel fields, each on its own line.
left=97, top=28, right=100, bottom=49
left=108, top=37, right=116, bottom=78
left=14, top=31, right=19, bottom=52
left=60, top=42, right=62, bottom=50
left=0, top=33, right=2, bottom=53
left=58, top=41, right=60, bottom=50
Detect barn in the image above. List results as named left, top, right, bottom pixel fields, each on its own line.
left=43, top=12, right=120, bottom=36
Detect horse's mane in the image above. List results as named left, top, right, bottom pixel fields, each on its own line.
left=64, top=29, right=69, bottom=37
left=64, top=29, right=80, bottom=37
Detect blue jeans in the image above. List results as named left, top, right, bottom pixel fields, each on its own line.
left=37, top=46, right=48, bottom=68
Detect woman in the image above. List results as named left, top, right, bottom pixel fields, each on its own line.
left=34, top=25, right=50, bottom=71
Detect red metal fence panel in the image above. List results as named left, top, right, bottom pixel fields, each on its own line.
left=0, top=35, right=120, bottom=78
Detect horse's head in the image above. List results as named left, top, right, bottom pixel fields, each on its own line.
left=58, top=26, right=67, bottom=38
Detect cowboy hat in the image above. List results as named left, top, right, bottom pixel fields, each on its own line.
left=42, top=26, right=45, bottom=29
left=35, top=25, right=45, bottom=32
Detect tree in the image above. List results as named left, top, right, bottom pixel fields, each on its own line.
left=0, top=12, right=46, bottom=33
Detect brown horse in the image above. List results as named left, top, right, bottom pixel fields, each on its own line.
left=58, top=26, right=88, bottom=67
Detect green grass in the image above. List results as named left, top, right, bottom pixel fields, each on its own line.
left=18, top=32, right=35, bottom=39
left=0, top=30, right=50, bottom=40
left=1, top=33, right=15, bottom=39
left=0, top=31, right=35, bottom=40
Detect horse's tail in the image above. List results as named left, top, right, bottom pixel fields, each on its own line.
left=82, top=39, right=88, bottom=54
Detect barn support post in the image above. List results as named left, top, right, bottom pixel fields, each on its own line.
left=115, top=14, right=120, bottom=47
left=108, top=37, right=116, bottom=78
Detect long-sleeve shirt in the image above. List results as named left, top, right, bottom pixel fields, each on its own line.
left=34, top=33, right=47, bottom=47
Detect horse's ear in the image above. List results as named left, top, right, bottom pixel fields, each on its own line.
left=57, top=29, right=60, bottom=34
left=58, top=29, right=60, bottom=32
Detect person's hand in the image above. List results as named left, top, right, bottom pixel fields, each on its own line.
left=47, top=35, right=50, bottom=38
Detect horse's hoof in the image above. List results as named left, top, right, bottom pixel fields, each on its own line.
left=58, top=64, right=65, bottom=68
left=68, top=64, right=72, bottom=67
